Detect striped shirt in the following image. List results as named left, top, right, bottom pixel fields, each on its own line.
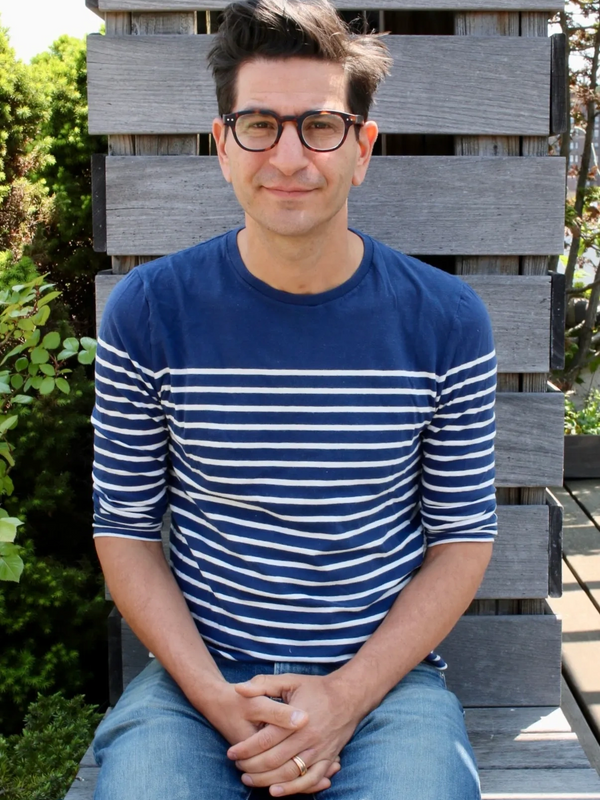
left=92, top=229, right=497, bottom=666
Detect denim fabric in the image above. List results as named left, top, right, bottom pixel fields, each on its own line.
left=93, top=657, right=480, bottom=800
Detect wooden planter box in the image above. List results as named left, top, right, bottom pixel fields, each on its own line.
left=564, top=435, right=600, bottom=479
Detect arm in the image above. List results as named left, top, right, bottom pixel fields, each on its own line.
left=92, top=272, right=307, bottom=747
left=96, top=537, right=309, bottom=745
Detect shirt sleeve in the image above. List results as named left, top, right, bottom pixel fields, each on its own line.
left=91, top=269, right=169, bottom=540
left=420, top=283, right=498, bottom=547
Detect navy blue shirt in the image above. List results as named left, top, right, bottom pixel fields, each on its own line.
left=92, top=230, right=497, bottom=665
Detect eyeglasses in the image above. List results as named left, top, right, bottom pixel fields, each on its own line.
left=222, top=109, right=364, bottom=153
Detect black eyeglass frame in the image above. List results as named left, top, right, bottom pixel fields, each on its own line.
left=222, top=108, right=365, bottom=152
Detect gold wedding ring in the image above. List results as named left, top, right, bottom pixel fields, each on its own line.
left=292, top=755, right=308, bottom=777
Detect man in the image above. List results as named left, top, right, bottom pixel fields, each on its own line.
left=91, top=1, right=497, bottom=797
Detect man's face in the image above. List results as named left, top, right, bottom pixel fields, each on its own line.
left=212, top=57, right=378, bottom=239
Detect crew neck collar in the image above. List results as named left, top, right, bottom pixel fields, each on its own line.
left=225, top=227, right=373, bottom=306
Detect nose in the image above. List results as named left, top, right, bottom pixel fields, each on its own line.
left=268, top=120, right=310, bottom=174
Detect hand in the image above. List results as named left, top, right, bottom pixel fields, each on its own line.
left=197, top=680, right=309, bottom=747
left=227, top=673, right=362, bottom=796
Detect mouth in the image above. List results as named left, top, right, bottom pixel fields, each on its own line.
left=263, top=187, right=315, bottom=198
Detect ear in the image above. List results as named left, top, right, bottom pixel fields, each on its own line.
left=351, top=120, right=378, bottom=188
left=212, top=117, right=232, bottom=184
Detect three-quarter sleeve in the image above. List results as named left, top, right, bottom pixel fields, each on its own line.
left=420, top=284, right=498, bottom=546
left=92, top=270, right=169, bottom=540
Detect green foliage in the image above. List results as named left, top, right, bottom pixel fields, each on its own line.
left=0, top=692, right=101, bottom=800
left=0, top=274, right=96, bottom=581
left=565, top=389, right=600, bottom=435
left=0, top=539, right=105, bottom=734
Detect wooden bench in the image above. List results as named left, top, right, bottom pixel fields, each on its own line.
left=68, top=0, right=600, bottom=795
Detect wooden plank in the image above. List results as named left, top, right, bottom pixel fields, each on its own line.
left=473, top=731, right=589, bottom=770
left=562, top=676, right=600, bottom=778
left=98, top=0, right=566, bottom=11
left=566, top=480, right=600, bottom=529
left=441, top=614, right=562, bottom=707
left=477, top=505, right=549, bottom=599
left=63, top=767, right=99, bottom=799
left=87, top=35, right=551, bottom=136
left=480, top=769, right=600, bottom=797
left=495, top=392, right=564, bottom=487
left=95, top=272, right=552, bottom=373
left=104, top=155, right=566, bottom=256
left=551, top=32, right=569, bottom=136
left=465, top=705, right=572, bottom=734
left=547, top=488, right=563, bottom=598
left=547, top=561, right=600, bottom=747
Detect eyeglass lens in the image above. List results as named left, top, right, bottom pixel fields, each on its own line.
left=235, top=112, right=347, bottom=151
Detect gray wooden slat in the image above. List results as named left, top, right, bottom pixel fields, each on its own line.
left=477, top=505, right=548, bottom=599
left=87, top=35, right=551, bottom=136
left=441, top=615, right=562, bottom=706
left=473, top=731, right=589, bottom=769
left=495, top=392, right=564, bottom=487
left=63, top=767, right=99, bottom=799
left=104, top=155, right=566, bottom=256
left=465, top=705, right=571, bottom=734
left=480, top=769, right=600, bottom=796
left=97, top=0, right=565, bottom=11
left=95, top=272, right=552, bottom=373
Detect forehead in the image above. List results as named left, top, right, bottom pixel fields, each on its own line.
left=234, top=57, right=348, bottom=112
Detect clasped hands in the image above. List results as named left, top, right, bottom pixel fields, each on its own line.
left=219, top=672, right=361, bottom=796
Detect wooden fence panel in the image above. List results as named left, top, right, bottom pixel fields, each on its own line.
left=87, top=34, right=551, bottom=136
left=97, top=0, right=565, bottom=11
left=103, top=155, right=566, bottom=255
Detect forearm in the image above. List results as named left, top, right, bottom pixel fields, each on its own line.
left=329, top=541, right=493, bottom=718
left=95, top=537, right=226, bottom=712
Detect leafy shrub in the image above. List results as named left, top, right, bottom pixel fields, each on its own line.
left=565, top=389, right=600, bottom=435
left=0, top=692, right=101, bottom=800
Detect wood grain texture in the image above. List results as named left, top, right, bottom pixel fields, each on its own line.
left=86, top=34, right=551, bottom=136
left=495, top=392, right=564, bottom=487
left=98, top=0, right=566, bottom=10
left=479, top=769, right=600, bottom=795
left=95, top=272, right=553, bottom=372
left=103, top=155, right=566, bottom=256
left=477, top=505, right=548, bottom=599
left=441, top=614, right=561, bottom=706
left=546, top=488, right=563, bottom=598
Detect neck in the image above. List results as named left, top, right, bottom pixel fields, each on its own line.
left=237, top=215, right=364, bottom=295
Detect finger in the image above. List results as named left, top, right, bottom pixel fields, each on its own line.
left=234, top=673, right=299, bottom=699
left=324, top=759, right=341, bottom=779
left=227, top=723, right=293, bottom=762
left=267, top=760, right=333, bottom=797
left=234, top=732, right=304, bottom=774
left=242, top=696, right=307, bottom=736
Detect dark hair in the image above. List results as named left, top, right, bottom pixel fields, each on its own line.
left=207, top=0, right=392, bottom=118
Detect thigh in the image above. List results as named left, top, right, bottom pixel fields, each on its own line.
left=93, top=659, right=251, bottom=800
left=321, top=663, right=480, bottom=800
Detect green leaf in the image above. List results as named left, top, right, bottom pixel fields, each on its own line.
left=39, top=377, right=55, bottom=395
left=28, top=363, right=39, bottom=376
left=0, top=508, right=8, bottom=518
left=63, top=337, right=80, bottom=352
left=12, top=394, right=33, bottom=405
left=42, top=331, right=61, bottom=349
left=80, top=337, right=97, bottom=351
left=30, top=376, right=43, bottom=390
left=78, top=350, right=96, bottom=365
left=3, top=475, right=14, bottom=496
left=0, top=415, right=18, bottom=434
left=15, top=357, right=28, bottom=372
left=24, top=329, right=41, bottom=346
left=56, top=377, right=70, bottom=394
left=30, top=347, right=50, bottom=364
left=0, top=542, right=23, bottom=581
left=39, top=363, right=55, bottom=376
left=0, top=518, right=21, bottom=543
left=57, top=349, right=77, bottom=360
left=0, top=343, right=26, bottom=365
left=17, top=318, right=35, bottom=331
left=0, top=382, right=11, bottom=394
left=30, top=305, right=51, bottom=326
left=37, top=291, right=61, bottom=308
left=9, top=374, right=23, bottom=389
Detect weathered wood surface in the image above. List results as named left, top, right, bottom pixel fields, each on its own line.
left=118, top=614, right=562, bottom=706
left=97, top=0, right=566, bottom=11
left=103, top=155, right=566, bottom=256
left=95, top=271, right=553, bottom=373
left=566, top=479, right=600, bottom=528
left=477, top=505, right=549, bottom=599
left=87, top=34, right=552, bottom=136
left=546, top=487, right=563, bottom=598
left=479, top=769, right=600, bottom=796
left=556, top=483, right=600, bottom=611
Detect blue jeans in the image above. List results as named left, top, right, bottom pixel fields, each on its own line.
left=93, top=657, right=480, bottom=800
